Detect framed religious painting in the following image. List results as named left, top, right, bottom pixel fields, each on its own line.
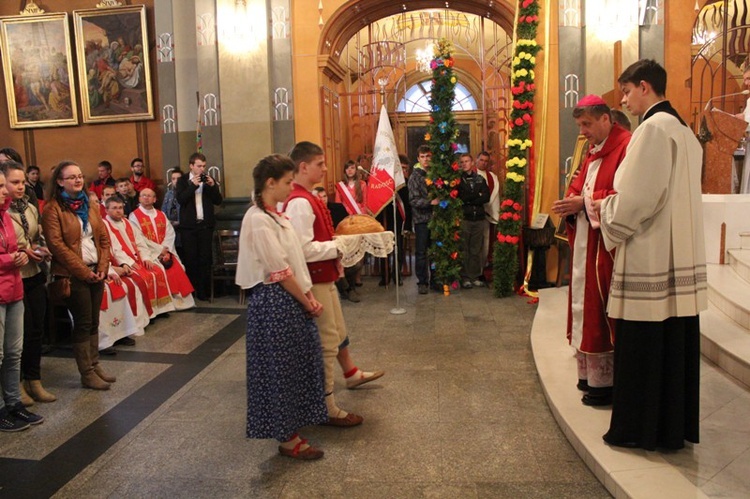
left=0, top=12, right=78, bottom=129
left=73, top=4, right=153, bottom=123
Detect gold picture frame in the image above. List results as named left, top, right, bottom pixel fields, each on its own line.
left=73, top=4, right=153, bottom=123
left=555, top=134, right=589, bottom=242
left=0, top=12, right=78, bottom=129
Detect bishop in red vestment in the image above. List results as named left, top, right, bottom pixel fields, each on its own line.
left=552, top=95, right=631, bottom=406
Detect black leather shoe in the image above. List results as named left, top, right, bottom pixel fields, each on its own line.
left=603, top=432, right=639, bottom=448
left=582, top=393, right=612, bottom=406
left=114, top=337, right=136, bottom=347
left=99, top=347, right=117, bottom=356
left=581, top=386, right=612, bottom=406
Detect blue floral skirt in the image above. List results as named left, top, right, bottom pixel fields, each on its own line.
left=245, top=283, right=327, bottom=440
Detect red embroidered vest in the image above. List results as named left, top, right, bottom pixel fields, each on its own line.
left=284, top=184, right=339, bottom=284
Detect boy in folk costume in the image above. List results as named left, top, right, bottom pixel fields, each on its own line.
left=129, top=188, right=194, bottom=310
left=285, top=142, right=384, bottom=427
left=552, top=95, right=631, bottom=406
left=103, top=197, right=176, bottom=319
left=593, top=60, right=707, bottom=450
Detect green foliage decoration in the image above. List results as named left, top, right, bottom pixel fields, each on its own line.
left=493, top=0, right=543, bottom=297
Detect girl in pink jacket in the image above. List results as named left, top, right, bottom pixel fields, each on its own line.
left=0, top=165, right=43, bottom=432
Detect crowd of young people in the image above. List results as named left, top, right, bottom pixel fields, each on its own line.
left=0, top=152, right=196, bottom=433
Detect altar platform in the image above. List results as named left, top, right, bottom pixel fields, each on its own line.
left=531, top=194, right=750, bottom=498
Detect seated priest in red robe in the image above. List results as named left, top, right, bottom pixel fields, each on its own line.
left=103, top=196, right=177, bottom=318
left=551, top=95, right=631, bottom=407
left=99, top=262, right=152, bottom=351
left=129, top=188, right=194, bottom=310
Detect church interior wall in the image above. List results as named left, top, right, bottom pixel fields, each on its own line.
left=0, top=0, right=707, bottom=229
left=665, top=0, right=698, bottom=124
left=216, top=0, right=272, bottom=198
left=0, top=0, right=163, bottom=190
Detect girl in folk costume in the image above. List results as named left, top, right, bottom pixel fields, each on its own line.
left=236, top=155, right=327, bottom=460
left=42, top=161, right=116, bottom=391
left=552, top=96, right=631, bottom=406
left=4, top=161, right=56, bottom=405
left=129, top=188, right=194, bottom=310
left=334, top=160, right=369, bottom=215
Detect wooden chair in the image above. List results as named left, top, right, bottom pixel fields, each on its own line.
left=211, top=229, right=245, bottom=304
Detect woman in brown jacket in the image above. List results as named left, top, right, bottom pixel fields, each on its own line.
left=42, top=161, right=115, bottom=390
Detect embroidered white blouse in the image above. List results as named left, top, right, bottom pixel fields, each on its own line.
left=236, top=205, right=313, bottom=292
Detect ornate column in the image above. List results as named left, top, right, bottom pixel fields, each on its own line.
left=155, top=0, right=180, bottom=177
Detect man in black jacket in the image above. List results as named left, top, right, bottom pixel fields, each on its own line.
left=408, top=145, right=438, bottom=294
left=457, top=153, right=490, bottom=289
left=175, top=153, right=223, bottom=300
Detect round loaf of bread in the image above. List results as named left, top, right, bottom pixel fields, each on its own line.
left=335, top=214, right=385, bottom=235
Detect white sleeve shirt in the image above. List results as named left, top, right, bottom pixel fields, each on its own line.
left=236, top=206, right=313, bottom=292
left=284, top=197, right=338, bottom=263
left=188, top=173, right=204, bottom=221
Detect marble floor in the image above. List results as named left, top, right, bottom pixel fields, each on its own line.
left=0, top=279, right=611, bottom=498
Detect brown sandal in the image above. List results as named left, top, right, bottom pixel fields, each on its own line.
left=322, top=412, right=364, bottom=427
left=278, top=439, right=324, bottom=460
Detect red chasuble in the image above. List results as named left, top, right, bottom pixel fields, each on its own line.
left=131, top=208, right=194, bottom=297
left=565, top=123, right=631, bottom=353
left=105, top=218, right=172, bottom=307
left=132, top=207, right=167, bottom=244
left=283, top=184, right=339, bottom=284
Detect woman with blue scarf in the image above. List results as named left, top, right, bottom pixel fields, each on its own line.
left=42, top=161, right=115, bottom=390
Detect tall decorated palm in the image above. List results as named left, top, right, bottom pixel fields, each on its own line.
left=425, top=39, right=463, bottom=295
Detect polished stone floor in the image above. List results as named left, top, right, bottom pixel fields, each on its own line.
left=0, top=278, right=609, bottom=498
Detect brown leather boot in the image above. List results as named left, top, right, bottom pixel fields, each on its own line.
left=90, top=335, right=116, bottom=383
left=19, top=382, right=35, bottom=407
left=73, top=342, right=110, bottom=390
left=24, top=380, right=57, bottom=403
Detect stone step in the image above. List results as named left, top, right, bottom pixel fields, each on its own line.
left=727, top=248, right=750, bottom=286
left=740, top=232, right=750, bottom=250
left=700, top=303, right=750, bottom=388
left=707, top=263, right=750, bottom=330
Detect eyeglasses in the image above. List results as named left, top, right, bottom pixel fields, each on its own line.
left=62, top=175, right=84, bottom=181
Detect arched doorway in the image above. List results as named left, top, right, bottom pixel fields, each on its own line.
left=317, top=0, right=516, bottom=189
